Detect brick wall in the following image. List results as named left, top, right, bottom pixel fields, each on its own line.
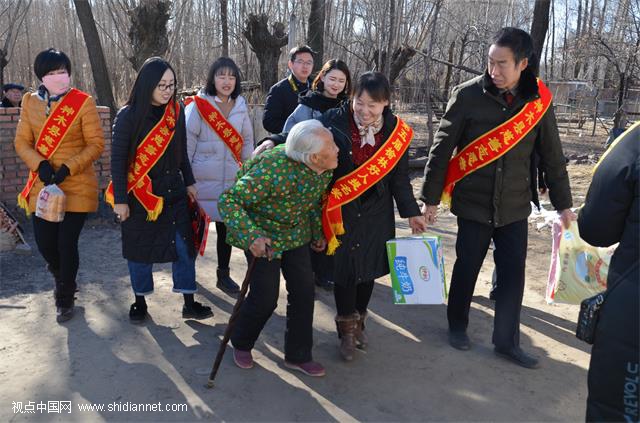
left=0, top=106, right=112, bottom=210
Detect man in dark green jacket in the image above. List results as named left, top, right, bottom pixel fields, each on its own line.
left=420, top=27, right=574, bottom=369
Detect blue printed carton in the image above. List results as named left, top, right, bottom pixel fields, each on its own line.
left=386, top=235, right=447, bottom=304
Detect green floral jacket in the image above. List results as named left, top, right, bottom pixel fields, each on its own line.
left=218, top=145, right=333, bottom=258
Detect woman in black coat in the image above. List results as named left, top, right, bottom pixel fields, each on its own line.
left=111, top=57, right=213, bottom=323
left=257, top=72, right=426, bottom=361
left=578, top=121, right=639, bottom=422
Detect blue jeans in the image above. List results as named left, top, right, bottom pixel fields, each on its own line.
left=127, top=234, right=196, bottom=295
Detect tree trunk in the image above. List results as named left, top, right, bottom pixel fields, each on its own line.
left=530, top=0, right=551, bottom=72
left=385, top=0, right=396, bottom=80
left=73, top=0, right=116, bottom=117
left=443, top=40, right=455, bottom=97
left=424, top=0, right=442, bottom=150
left=307, top=0, right=326, bottom=73
left=243, top=14, right=288, bottom=92
left=221, top=0, right=229, bottom=57
left=127, top=0, right=170, bottom=70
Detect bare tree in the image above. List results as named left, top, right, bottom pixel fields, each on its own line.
left=221, top=0, right=229, bottom=56
left=243, top=13, right=288, bottom=92
left=0, top=0, right=32, bottom=86
left=307, top=0, right=326, bottom=72
left=127, top=0, right=170, bottom=70
left=530, top=0, right=550, bottom=72
left=73, top=0, right=116, bottom=116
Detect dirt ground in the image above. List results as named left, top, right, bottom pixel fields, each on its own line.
left=0, top=132, right=606, bottom=422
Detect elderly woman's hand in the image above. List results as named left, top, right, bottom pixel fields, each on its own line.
left=252, top=140, right=275, bottom=158
left=250, top=236, right=273, bottom=260
left=408, top=215, right=427, bottom=234
left=310, top=239, right=327, bottom=252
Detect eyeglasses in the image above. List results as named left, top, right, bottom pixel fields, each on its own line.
left=293, top=60, right=314, bottom=67
left=156, top=83, right=175, bottom=92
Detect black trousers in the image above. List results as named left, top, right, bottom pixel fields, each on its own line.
left=448, top=217, right=528, bottom=349
left=230, top=244, right=315, bottom=363
left=334, top=280, right=375, bottom=316
left=215, top=222, right=232, bottom=269
left=32, top=212, right=87, bottom=307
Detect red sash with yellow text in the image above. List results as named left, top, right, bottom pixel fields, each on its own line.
left=323, top=118, right=413, bottom=255
left=104, top=101, right=180, bottom=221
left=186, top=96, right=243, bottom=165
left=441, top=79, right=552, bottom=205
left=17, top=88, right=90, bottom=214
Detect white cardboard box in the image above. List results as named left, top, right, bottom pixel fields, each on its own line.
left=386, top=235, right=447, bottom=304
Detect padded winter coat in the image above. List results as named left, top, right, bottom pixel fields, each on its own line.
left=186, top=92, right=254, bottom=221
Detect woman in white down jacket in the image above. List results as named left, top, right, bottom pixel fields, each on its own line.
left=186, top=57, right=254, bottom=294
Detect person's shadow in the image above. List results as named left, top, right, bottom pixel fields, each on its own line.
left=58, top=306, right=210, bottom=420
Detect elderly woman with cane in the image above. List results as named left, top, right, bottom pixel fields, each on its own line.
left=218, top=119, right=338, bottom=377
left=256, top=72, right=427, bottom=361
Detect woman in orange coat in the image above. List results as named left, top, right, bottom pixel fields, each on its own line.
left=14, top=48, right=104, bottom=323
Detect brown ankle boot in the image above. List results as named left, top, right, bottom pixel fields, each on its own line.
left=355, top=311, right=368, bottom=350
left=335, top=313, right=359, bottom=361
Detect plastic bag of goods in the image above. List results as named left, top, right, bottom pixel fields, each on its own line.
left=36, top=184, right=66, bottom=223
left=546, top=219, right=616, bottom=304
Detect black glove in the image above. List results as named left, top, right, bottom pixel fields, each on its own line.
left=53, top=165, right=70, bottom=185
left=37, top=160, right=55, bottom=185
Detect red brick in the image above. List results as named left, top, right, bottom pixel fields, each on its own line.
left=0, top=115, right=12, bottom=121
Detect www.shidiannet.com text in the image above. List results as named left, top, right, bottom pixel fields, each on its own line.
left=12, top=400, right=188, bottom=414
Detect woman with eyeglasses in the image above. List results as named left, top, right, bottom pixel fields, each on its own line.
left=14, top=48, right=104, bottom=323
left=186, top=57, right=254, bottom=296
left=109, top=57, right=213, bottom=323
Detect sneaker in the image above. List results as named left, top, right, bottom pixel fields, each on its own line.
left=314, top=275, right=334, bottom=291
left=129, top=303, right=147, bottom=323
left=494, top=346, right=540, bottom=369
left=448, top=330, right=471, bottom=350
left=233, top=349, right=254, bottom=369
left=56, top=306, right=74, bottom=323
left=284, top=360, right=326, bottom=377
left=182, top=301, right=213, bottom=319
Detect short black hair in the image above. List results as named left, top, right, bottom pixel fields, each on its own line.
left=492, top=27, right=534, bottom=64
left=34, top=48, right=72, bottom=80
left=204, top=57, right=242, bottom=99
left=289, top=45, right=315, bottom=62
left=353, top=72, right=390, bottom=103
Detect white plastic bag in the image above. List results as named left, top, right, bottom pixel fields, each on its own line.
left=36, top=184, right=66, bottom=222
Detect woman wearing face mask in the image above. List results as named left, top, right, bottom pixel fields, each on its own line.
left=108, top=57, right=212, bottom=323
left=185, top=57, right=254, bottom=296
left=282, top=59, right=352, bottom=292
left=259, top=72, right=427, bottom=361
left=14, top=48, right=105, bottom=323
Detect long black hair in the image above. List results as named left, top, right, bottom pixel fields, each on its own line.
left=204, top=57, right=242, bottom=99
left=125, top=57, right=178, bottom=163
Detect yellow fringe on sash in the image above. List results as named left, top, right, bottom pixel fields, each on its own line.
left=146, top=199, right=163, bottom=221
left=17, top=194, right=31, bottom=216
left=325, top=222, right=345, bottom=256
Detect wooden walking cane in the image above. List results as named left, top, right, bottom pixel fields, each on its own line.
left=206, top=244, right=272, bottom=388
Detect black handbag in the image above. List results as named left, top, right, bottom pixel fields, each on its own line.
left=576, top=292, right=606, bottom=344
left=576, top=263, right=637, bottom=344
